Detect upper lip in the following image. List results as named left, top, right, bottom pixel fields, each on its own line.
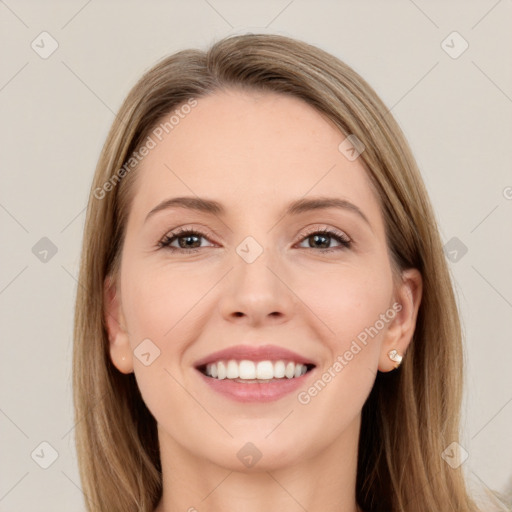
left=194, top=344, right=317, bottom=369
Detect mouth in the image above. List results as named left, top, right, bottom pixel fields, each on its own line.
left=193, top=345, right=317, bottom=402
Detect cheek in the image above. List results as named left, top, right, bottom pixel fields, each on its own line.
left=121, top=259, right=208, bottom=343
left=291, top=267, right=393, bottom=443
left=297, top=262, right=394, bottom=351
left=119, top=259, right=215, bottom=406
left=119, top=260, right=204, bottom=433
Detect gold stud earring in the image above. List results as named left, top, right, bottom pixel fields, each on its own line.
left=388, top=349, right=403, bottom=369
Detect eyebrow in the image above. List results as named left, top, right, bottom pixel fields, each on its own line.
left=145, top=195, right=372, bottom=228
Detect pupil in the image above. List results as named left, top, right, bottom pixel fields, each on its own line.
left=179, top=235, right=200, bottom=248
left=311, top=234, right=329, bottom=248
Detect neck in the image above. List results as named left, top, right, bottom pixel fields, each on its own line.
left=154, top=415, right=362, bottom=512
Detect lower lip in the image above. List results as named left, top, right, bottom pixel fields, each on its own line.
left=196, top=369, right=314, bottom=402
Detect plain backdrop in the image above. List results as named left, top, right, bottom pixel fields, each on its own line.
left=1, top=1, right=511, bottom=510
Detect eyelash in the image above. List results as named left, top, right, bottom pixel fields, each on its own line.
left=157, top=226, right=352, bottom=254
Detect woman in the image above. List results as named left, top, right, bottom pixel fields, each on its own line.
left=73, top=33, right=496, bottom=511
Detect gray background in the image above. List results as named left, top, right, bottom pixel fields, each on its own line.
left=1, top=1, right=511, bottom=510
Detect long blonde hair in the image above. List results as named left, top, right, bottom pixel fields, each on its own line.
left=74, top=33, right=489, bottom=511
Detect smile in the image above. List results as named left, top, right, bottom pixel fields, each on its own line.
left=194, top=345, right=317, bottom=402
left=200, top=359, right=314, bottom=381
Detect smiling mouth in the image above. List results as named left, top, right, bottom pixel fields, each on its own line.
left=197, top=359, right=316, bottom=382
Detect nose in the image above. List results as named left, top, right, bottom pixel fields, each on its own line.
left=218, top=248, right=296, bottom=327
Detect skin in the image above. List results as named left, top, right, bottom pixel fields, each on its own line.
left=104, top=89, right=422, bottom=512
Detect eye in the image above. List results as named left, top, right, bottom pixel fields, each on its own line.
left=296, top=227, right=351, bottom=252
left=158, top=228, right=215, bottom=252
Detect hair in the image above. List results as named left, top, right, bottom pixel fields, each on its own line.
left=73, top=33, right=497, bottom=512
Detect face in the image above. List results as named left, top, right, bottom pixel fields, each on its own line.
left=105, top=89, right=421, bottom=471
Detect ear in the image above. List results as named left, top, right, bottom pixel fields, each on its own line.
left=378, top=268, right=423, bottom=372
left=104, top=274, right=134, bottom=374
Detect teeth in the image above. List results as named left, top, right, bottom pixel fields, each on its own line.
left=285, top=361, right=295, bottom=379
left=256, top=361, right=274, bottom=379
left=226, top=360, right=239, bottom=379
left=274, top=360, right=285, bottom=378
left=239, top=360, right=256, bottom=379
left=217, top=361, right=227, bottom=380
left=204, top=360, right=309, bottom=380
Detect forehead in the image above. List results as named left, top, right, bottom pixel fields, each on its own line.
left=127, top=88, right=383, bottom=229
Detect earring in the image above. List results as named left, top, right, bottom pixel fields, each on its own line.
left=388, top=349, right=403, bottom=369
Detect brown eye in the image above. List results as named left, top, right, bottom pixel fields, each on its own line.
left=297, top=229, right=351, bottom=251
left=158, top=229, right=213, bottom=252
left=176, top=233, right=202, bottom=249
